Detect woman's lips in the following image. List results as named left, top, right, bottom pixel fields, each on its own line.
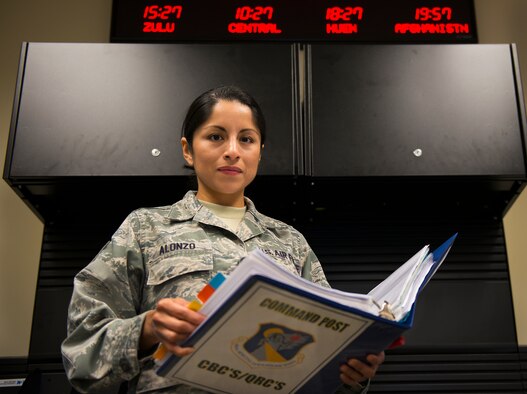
left=218, top=166, right=242, bottom=175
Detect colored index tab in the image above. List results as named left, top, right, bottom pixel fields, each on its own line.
left=209, top=272, right=226, bottom=289
left=197, top=273, right=227, bottom=302
left=153, top=344, right=168, bottom=361
left=188, top=299, right=203, bottom=312
left=197, top=284, right=214, bottom=303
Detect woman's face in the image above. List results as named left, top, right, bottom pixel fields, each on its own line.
left=181, top=99, right=263, bottom=207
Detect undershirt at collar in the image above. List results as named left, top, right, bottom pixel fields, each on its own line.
left=199, top=199, right=246, bottom=232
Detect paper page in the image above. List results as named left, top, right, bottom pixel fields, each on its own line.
left=389, top=234, right=457, bottom=319
left=391, top=253, right=434, bottom=318
left=367, top=245, right=429, bottom=307
left=200, top=250, right=378, bottom=319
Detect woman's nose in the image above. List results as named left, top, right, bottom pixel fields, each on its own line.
left=224, top=138, right=240, bottom=159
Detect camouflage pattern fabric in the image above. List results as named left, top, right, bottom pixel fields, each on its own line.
left=61, top=191, right=336, bottom=393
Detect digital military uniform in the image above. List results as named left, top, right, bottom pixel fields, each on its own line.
left=62, top=191, right=352, bottom=393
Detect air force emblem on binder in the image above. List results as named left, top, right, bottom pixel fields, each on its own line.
left=232, top=323, right=314, bottom=368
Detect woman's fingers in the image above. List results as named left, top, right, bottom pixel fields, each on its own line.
left=339, top=351, right=385, bottom=387
left=151, top=298, right=206, bottom=348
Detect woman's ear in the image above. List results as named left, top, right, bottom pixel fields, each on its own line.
left=181, top=137, right=193, bottom=166
left=260, top=144, right=264, bottom=161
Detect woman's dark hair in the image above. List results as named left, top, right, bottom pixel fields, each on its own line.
left=181, top=85, right=266, bottom=149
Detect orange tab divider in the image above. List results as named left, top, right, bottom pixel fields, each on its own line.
left=197, top=284, right=215, bottom=303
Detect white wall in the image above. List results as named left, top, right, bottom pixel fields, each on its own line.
left=475, top=0, right=527, bottom=346
left=0, top=0, right=526, bottom=357
left=0, top=0, right=112, bottom=357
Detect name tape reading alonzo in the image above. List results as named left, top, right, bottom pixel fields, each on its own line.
left=197, top=360, right=286, bottom=390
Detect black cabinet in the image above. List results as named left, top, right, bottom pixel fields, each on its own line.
left=306, top=44, right=527, bottom=178
left=6, top=42, right=299, bottom=178
left=6, top=43, right=526, bottom=182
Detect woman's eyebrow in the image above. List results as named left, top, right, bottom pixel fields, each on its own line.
left=201, top=124, right=227, bottom=132
left=202, top=125, right=259, bottom=134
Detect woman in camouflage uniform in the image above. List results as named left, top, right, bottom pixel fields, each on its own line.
left=61, top=86, right=384, bottom=393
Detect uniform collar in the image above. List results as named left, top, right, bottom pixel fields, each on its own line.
left=167, top=191, right=278, bottom=240
left=167, top=190, right=202, bottom=221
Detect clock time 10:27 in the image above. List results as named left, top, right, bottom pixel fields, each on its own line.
left=235, top=6, right=274, bottom=21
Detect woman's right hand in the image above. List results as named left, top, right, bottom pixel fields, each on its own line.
left=140, top=298, right=206, bottom=357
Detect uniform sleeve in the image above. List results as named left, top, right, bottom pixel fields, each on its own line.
left=61, top=212, right=147, bottom=393
left=294, top=231, right=331, bottom=288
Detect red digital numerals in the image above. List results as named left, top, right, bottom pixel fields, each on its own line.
left=235, top=6, right=273, bottom=21
left=133, top=2, right=473, bottom=40
left=229, top=6, right=282, bottom=35
left=395, top=6, right=470, bottom=35
left=143, top=5, right=182, bottom=33
left=415, top=7, right=452, bottom=22
left=325, top=6, right=363, bottom=35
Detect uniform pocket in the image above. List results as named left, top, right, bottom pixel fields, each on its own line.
left=147, top=248, right=213, bottom=286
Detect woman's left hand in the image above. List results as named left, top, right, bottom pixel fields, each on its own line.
left=339, top=351, right=385, bottom=391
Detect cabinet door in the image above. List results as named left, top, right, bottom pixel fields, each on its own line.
left=306, top=44, right=526, bottom=177
left=8, top=43, right=298, bottom=177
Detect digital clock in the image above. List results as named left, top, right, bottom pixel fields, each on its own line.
left=325, top=7, right=364, bottom=22
left=111, top=0, right=477, bottom=43
left=235, top=6, right=274, bottom=21
left=142, top=5, right=182, bottom=33
left=143, top=5, right=182, bottom=20
left=230, top=6, right=282, bottom=34
left=415, top=7, right=452, bottom=22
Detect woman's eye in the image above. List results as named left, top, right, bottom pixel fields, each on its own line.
left=240, top=136, right=255, bottom=144
left=208, top=134, right=223, bottom=141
